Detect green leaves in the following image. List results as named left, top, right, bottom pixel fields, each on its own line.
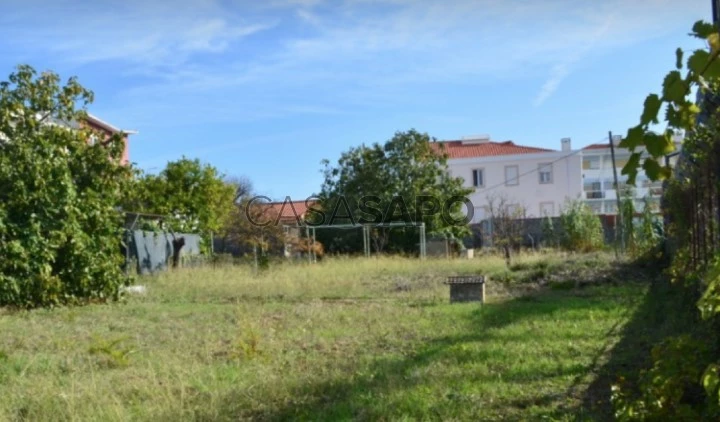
left=644, top=131, right=676, bottom=157
left=688, top=49, right=720, bottom=80
left=621, top=22, right=720, bottom=184
left=642, top=158, right=671, bottom=181
left=661, top=71, right=688, bottom=104
left=640, top=94, right=662, bottom=125
left=691, top=20, right=716, bottom=39
left=126, top=158, right=236, bottom=247
left=619, top=126, right=644, bottom=149
left=319, top=129, right=473, bottom=253
left=621, top=153, right=641, bottom=185
left=688, top=49, right=711, bottom=74
left=0, top=65, right=130, bottom=307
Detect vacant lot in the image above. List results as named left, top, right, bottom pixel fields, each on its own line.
left=0, top=253, right=648, bottom=421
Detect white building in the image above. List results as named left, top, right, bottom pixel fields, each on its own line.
left=439, top=134, right=682, bottom=223
left=580, top=135, right=682, bottom=215
left=437, top=135, right=582, bottom=222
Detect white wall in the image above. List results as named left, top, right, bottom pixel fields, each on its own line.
left=447, top=151, right=583, bottom=220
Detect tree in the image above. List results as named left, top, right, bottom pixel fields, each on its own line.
left=485, top=193, right=527, bottom=265
left=0, top=65, right=131, bottom=307
left=216, top=178, right=287, bottom=258
left=124, top=157, right=236, bottom=250
left=318, top=129, right=472, bottom=254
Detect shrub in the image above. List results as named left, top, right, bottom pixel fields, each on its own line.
left=557, top=199, right=604, bottom=252
left=0, top=65, right=130, bottom=307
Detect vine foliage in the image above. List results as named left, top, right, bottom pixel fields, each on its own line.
left=620, top=21, right=720, bottom=185
left=612, top=21, right=720, bottom=419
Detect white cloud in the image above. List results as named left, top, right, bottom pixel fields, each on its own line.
left=533, top=14, right=613, bottom=106
left=534, top=63, right=571, bottom=107
left=2, top=0, right=708, bottom=124
left=1, top=0, right=274, bottom=69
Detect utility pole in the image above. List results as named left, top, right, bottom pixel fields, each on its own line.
left=713, top=0, right=720, bottom=25
left=609, top=131, right=624, bottom=255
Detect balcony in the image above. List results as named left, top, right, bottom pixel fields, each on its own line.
left=585, top=191, right=604, bottom=199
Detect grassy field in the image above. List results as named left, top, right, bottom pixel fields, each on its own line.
left=0, top=253, right=650, bottom=421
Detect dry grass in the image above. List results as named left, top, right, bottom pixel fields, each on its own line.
left=0, top=252, right=642, bottom=421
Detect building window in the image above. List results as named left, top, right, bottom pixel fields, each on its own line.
left=538, top=163, right=553, bottom=184
left=505, top=165, right=519, bottom=186
left=583, top=156, right=600, bottom=170
left=614, top=157, right=629, bottom=169
left=584, top=179, right=604, bottom=199
left=472, top=169, right=484, bottom=188
left=540, top=202, right=554, bottom=217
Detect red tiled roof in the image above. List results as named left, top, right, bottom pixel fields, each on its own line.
left=433, top=140, right=554, bottom=159
left=264, top=200, right=318, bottom=223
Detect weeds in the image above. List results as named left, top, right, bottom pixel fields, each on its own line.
left=0, top=252, right=641, bottom=420
left=88, top=336, right=136, bottom=369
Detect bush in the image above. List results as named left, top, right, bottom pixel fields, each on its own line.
left=557, top=199, right=604, bottom=252
left=0, top=65, right=130, bottom=307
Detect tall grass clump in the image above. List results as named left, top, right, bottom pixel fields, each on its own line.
left=557, top=199, right=604, bottom=253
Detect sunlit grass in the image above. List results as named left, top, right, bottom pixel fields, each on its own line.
left=0, top=252, right=640, bottom=420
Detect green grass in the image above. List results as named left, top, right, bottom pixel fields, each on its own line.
left=0, top=253, right=646, bottom=421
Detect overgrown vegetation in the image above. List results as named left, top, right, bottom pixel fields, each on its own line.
left=0, top=253, right=647, bottom=420
left=618, top=191, right=664, bottom=264
left=609, top=20, right=720, bottom=420
left=123, top=157, right=237, bottom=249
left=0, top=65, right=130, bottom=307
left=318, top=129, right=472, bottom=254
left=554, top=199, right=605, bottom=253
left=485, top=192, right=527, bottom=264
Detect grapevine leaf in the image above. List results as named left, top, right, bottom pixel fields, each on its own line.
left=665, top=104, right=680, bottom=127
left=689, top=49, right=711, bottom=74
left=642, top=158, right=670, bottom=181
left=619, top=126, right=644, bottom=149
left=644, top=131, right=676, bottom=157
left=676, top=48, right=684, bottom=69
left=688, top=49, right=720, bottom=80
left=621, top=152, right=642, bottom=185
left=707, top=55, right=720, bottom=80
left=640, top=94, right=662, bottom=125
left=679, top=102, right=701, bottom=130
left=662, top=71, right=688, bottom=103
left=691, top=20, right=716, bottom=39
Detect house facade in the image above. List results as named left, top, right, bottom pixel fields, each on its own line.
left=81, top=113, right=136, bottom=165
left=439, top=135, right=582, bottom=221
left=47, top=112, right=136, bottom=165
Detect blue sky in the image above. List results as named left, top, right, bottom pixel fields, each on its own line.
left=0, top=0, right=710, bottom=199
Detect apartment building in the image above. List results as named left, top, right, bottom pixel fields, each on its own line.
left=438, top=135, right=582, bottom=222
left=440, top=133, right=682, bottom=223
left=581, top=135, right=682, bottom=214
